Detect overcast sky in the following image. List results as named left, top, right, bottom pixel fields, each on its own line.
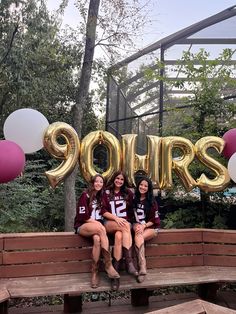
left=46, top=0, right=236, bottom=48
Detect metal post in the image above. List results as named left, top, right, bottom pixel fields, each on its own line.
left=105, top=74, right=110, bottom=131
left=159, top=46, right=165, bottom=136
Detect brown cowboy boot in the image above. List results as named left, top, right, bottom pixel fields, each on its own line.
left=111, top=258, right=121, bottom=291
left=135, top=244, right=147, bottom=283
left=91, top=260, right=99, bottom=288
left=122, top=247, right=138, bottom=276
left=136, top=243, right=147, bottom=275
left=101, top=248, right=120, bottom=279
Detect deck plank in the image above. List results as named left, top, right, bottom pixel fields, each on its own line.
left=8, top=291, right=236, bottom=314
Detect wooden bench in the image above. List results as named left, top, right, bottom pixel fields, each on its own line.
left=0, top=229, right=236, bottom=313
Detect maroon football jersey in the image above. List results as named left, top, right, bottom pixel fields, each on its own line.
left=74, top=191, right=103, bottom=230
left=102, top=189, right=134, bottom=222
left=134, top=199, right=160, bottom=228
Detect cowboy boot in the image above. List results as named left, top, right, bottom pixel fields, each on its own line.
left=122, top=247, right=138, bottom=276
left=134, top=244, right=147, bottom=283
left=91, top=260, right=99, bottom=288
left=101, top=248, right=120, bottom=279
left=111, top=258, right=121, bottom=291
left=136, top=243, right=147, bottom=275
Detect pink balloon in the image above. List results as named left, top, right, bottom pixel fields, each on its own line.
left=0, top=140, right=25, bottom=183
left=222, top=128, right=236, bottom=159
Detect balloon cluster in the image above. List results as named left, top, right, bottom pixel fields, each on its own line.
left=222, top=128, right=236, bottom=183
left=0, top=109, right=49, bottom=184
left=1, top=107, right=236, bottom=191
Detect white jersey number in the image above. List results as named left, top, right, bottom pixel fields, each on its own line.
left=110, top=200, right=126, bottom=217
left=91, top=203, right=102, bottom=220
left=136, top=207, right=145, bottom=220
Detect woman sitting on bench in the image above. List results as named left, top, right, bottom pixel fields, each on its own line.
left=74, top=174, right=119, bottom=288
left=102, top=171, right=138, bottom=290
left=133, top=176, right=160, bottom=283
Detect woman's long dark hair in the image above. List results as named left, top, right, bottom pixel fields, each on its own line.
left=106, top=171, right=130, bottom=201
left=87, top=174, right=104, bottom=207
left=134, top=177, right=155, bottom=213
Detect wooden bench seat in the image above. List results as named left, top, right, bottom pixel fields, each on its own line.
left=1, top=266, right=236, bottom=298
left=0, top=229, right=236, bottom=313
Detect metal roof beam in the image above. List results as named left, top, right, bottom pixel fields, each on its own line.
left=109, top=5, right=236, bottom=71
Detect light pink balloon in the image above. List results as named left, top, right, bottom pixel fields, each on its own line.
left=0, top=140, right=25, bottom=183
left=228, top=152, right=236, bottom=183
left=222, top=128, right=236, bottom=159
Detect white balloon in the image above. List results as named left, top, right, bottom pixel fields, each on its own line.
left=228, top=152, right=236, bottom=183
left=3, top=108, right=49, bottom=154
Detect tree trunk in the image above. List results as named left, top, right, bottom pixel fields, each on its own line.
left=64, top=0, right=100, bottom=231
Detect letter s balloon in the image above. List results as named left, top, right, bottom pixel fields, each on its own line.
left=195, top=136, right=230, bottom=192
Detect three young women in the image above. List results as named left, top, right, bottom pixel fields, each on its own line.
left=74, top=174, right=119, bottom=289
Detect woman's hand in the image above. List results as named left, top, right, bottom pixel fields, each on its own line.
left=115, top=217, right=128, bottom=227
left=135, top=223, right=145, bottom=234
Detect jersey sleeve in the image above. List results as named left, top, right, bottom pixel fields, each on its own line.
left=148, top=200, right=161, bottom=228
left=74, top=191, right=91, bottom=230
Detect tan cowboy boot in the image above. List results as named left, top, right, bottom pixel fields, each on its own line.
left=137, top=243, right=147, bottom=275
left=135, top=244, right=147, bottom=283
left=111, top=258, right=121, bottom=291
left=91, top=260, right=99, bottom=288
left=122, top=247, right=138, bottom=276
left=101, top=248, right=120, bottom=279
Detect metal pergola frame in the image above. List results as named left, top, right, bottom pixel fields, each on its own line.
left=105, top=5, right=236, bottom=149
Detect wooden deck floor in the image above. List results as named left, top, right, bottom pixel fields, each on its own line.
left=8, top=291, right=236, bottom=314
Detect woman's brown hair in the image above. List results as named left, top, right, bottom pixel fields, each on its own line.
left=106, top=171, right=130, bottom=201
left=87, top=174, right=105, bottom=207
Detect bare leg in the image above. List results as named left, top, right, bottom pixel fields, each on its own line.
left=113, top=231, right=123, bottom=260
left=79, top=222, right=119, bottom=280
left=105, top=221, right=137, bottom=276
left=92, top=234, right=101, bottom=262
left=79, top=221, right=109, bottom=250
left=133, top=226, right=157, bottom=282
left=105, top=220, right=132, bottom=249
left=134, top=226, right=156, bottom=248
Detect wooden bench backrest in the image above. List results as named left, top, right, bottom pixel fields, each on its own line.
left=145, top=229, right=236, bottom=269
left=0, top=229, right=236, bottom=278
left=146, top=229, right=204, bottom=269
left=203, top=229, right=236, bottom=267
left=0, top=232, right=92, bottom=278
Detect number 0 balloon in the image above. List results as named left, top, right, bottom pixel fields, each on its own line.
left=3, top=108, right=49, bottom=154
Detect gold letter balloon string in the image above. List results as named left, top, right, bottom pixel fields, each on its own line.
left=43, top=122, right=80, bottom=188
left=195, top=136, right=230, bottom=192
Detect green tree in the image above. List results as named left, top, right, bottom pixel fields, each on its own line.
left=0, top=0, right=82, bottom=133
left=0, top=0, right=83, bottom=232
left=63, top=0, right=152, bottom=230
left=161, top=49, right=236, bottom=228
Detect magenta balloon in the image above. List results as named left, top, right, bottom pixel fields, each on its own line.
left=222, top=128, right=236, bottom=159
left=0, top=140, right=25, bottom=183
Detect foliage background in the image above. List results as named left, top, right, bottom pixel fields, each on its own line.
left=0, top=0, right=236, bottom=232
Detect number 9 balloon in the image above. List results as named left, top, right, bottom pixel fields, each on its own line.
left=43, top=122, right=80, bottom=188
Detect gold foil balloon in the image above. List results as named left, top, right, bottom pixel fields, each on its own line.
left=121, top=134, right=161, bottom=188
left=161, top=136, right=196, bottom=191
left=195, top=136, right=230, bottom=192
left=43, top=122, right=80, bottom=188
left=79, top=130, right=121, bottom=182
